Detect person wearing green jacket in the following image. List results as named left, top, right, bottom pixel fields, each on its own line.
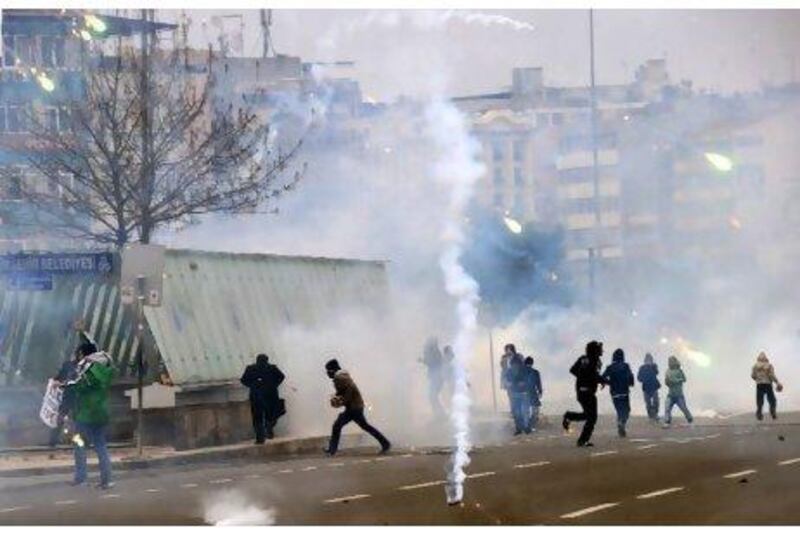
left=68, top=339, right=116, bottom=489
left=663, top=355, right=693, bottom=426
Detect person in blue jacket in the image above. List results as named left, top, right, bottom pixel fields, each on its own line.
left=637, top=353, right=661, bottom=422
left=502, top=352, right=529, bottom=435
left=522, top=356, right=542, bottom=431
left=602, top=348, right=635, bottom=437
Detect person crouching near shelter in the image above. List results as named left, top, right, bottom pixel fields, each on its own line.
left=323, top=358, right=391, bottom=456
left=751, top=351, right=783, bottom=421
left=67, top=336, right=116, bottom=489
left=240, top=354, right=286, bottom=443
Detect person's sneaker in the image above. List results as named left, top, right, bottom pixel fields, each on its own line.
left=576, top=441, right=594, bottom=448
left=618, top=426, right=627, bottom=438
left=322, top=447, right=336, bottom=456
left=771, top=412, right=777, bottom=420
left=69, top=480, right=86, bottom=487
left=513, top=430, right=522, bottom=436
left=756, top=412, right=763, bottom=421
left=96, top=482, right=114, bottom=490
left=562, top=415, right=570, bottom=432
left=380, top=443, right=392, bottom=455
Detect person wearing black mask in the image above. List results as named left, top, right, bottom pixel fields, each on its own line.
left=240, top=354, right=286, bottom=443
left=562, top=340, right=607, bottom=447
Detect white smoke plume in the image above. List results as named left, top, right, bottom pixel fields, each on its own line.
left=424, top=99, right=484, bottom=504
left=203, top=489, right=276, bottom=526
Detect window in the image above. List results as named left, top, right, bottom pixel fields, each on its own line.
left=41, top=37, right=66, bottom=68
left=552, top=113, right=564, bottom=126
left=45, top=108, right=58, bottom=132
left=514, top=166, right=524, bottom=187
left=493, top=166, right=504, bottom=186
left=492, top=140, right=505, bottom=163
left=6, top=105, right=28, bottom=133
left=58, top=107, right=72, bottom=132
left=513, top=140, right=525, bottom=162
left=0, top=106, right=6, bottom=133
left=2, top=35, right=15, bottom=67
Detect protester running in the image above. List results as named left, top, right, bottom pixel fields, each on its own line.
left=637, top=352, right=661, bottom=422
left=563, top=340, right=606, bottom=447
left=602, top=348, right=635, bottom=437
left=663, top=355, right=693, bottom=426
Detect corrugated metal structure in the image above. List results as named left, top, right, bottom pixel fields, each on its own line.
left=0, top=248, right=389, bottom=388
left=145, top=249, right=389, bottom=386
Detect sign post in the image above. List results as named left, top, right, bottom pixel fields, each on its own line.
left=120, top=244, right=165, bottom=457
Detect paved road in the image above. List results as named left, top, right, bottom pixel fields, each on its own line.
left=1, top=418, right=798, bottom=525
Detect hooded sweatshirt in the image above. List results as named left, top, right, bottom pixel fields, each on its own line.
left=333, top=370, right=365, bottom=410
left=664, top=356, right=687, bottom=397
left=68, top=351, right=116, bottom=426
left=637, top=354, right=661, bottom=393
left=751, top=353, right=780, bottom=385
left=602, top=349, right=635, bottom=397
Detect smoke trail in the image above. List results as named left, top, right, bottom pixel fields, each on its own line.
left=424, top=99, right=483, bottom=505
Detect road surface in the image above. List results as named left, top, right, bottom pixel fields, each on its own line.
left=1, top=417, right=798, bottom=525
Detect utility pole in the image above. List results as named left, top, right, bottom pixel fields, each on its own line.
left=489, top=329, right=497, bottom=413
left=588, top=9, right=600, bottom=311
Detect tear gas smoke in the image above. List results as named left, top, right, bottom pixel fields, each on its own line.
left=424, top=99, right=484, bottom=505
left=203, top=489, right=276, bottom=526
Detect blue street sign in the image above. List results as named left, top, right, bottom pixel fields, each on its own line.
left=6, top=272, right=54, bottom=291
left=0, top=252, right=113, bottom=276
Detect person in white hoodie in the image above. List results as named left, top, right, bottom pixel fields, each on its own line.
left=751, top=352, right=783, bottom=420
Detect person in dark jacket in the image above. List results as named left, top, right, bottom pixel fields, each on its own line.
left=637, top=353, right=661, bottom=421
left=523, top=356, right=543, bottom=431
left=502, top=352, right=529, bottom=435
left=49, top=348, right=81, bottom=447
left=563, top=340, right=607, bottom=447
left=500, top=344, right=520, bottom=418
left=323, top=358, right=391, bottom=456
left=419, top=337, right=445, bottom=416
left=240, top=354, right=286, bottom=443
left=602, top=348, right=635, bottom=437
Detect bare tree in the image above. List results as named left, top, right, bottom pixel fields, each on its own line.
left=3, top=42, right=303, bottom=248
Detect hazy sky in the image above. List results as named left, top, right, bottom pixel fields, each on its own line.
left=153, top=9, right=799, bottom=101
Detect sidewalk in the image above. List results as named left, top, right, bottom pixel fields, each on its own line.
left=0, top=433, right=364, bottom=479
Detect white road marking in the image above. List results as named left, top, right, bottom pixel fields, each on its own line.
left=55, top=500, right=78, bottom=506
left=0, top=506, right=31, bottom=514
left=210, top=478, right=233, bottom=484
left=778, top=458, right=800, bottom=466
left=323, top=494, right=371, bottom=504
left=636, top=487, right=684, bottom=499
left=374, top=457, right=390, bottom=462
left=704, top=433, right=721, bottom=439
left=399, top=454, right=413, bottom=458
left=180, top=483, right=199, bottom=489
left=100, top=494, right=121, bottom=499
left=637, top=444, right=659, bottom=450
left=328, top=462, right=346, bottom=468
left=278, top=469, right=294, bottom=474
left=398, top=480, right=445, bottom=491
left=356, top=459, right=373, bottom=464
left=245, top=474, right=261, bottom=479
left=466, top=471, right=496, bottom=479
left=145, top=488, right=162, bottom=493
left=723, top=469, right=757, bottom=479
left=301, top=466, right=318, bottom=471
left=629, top=438, right=652, bottom=443
left=591, top=450, right=618, bottom=457
left=561, top=502, right=620, bottom=519
left=513, top=461, right=551, bottom=469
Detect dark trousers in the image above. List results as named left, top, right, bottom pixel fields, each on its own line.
left=756, top=383, right=777, bottom=419
left=328, top=408, right=390, bottom=454
left=612, top=394, right=631, bottom=431
left=250, top=399, right=275, bottom=443
left=564, top=391, right=598, bottom=445
left=643, top=389, right=660, bottom=420
left=509, top=392, right=529, bottom=433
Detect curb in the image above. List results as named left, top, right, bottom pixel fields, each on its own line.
left=0, top=433, right=364, bottom=479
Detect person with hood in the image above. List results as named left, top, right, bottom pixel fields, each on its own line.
left=503, top=352, right=529, bottom=435
left=240, top=354, right=286, bottom=443
left=419, top=337, right=445, bottom=416
left=67, top=334, right=116, bottom=489
left=523, top=356, right=543, bottom=431
left=563, top=341, right=607, bottom=447
left=637, top=353, right=661, bottom=422
left=602, top=348, right=635, bottom=437
left=500, top=344, right=521, bottom=416
left=664, top=355, right=693, bottom=426
left=323, top=358, right=391, bottom=456
left=751, top=351, right=783, bottom=420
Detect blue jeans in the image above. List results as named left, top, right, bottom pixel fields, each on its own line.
left=527, top=400, right=540, bottom=430
left=643, top=389, right=660, bottom=420
left=74, top=422, right=112, bottom=486
left=612, top=394, right=631, bottom=430
left=664, top=394, right=693, bottom=424
left=509, top=392, right=529, bottom=433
